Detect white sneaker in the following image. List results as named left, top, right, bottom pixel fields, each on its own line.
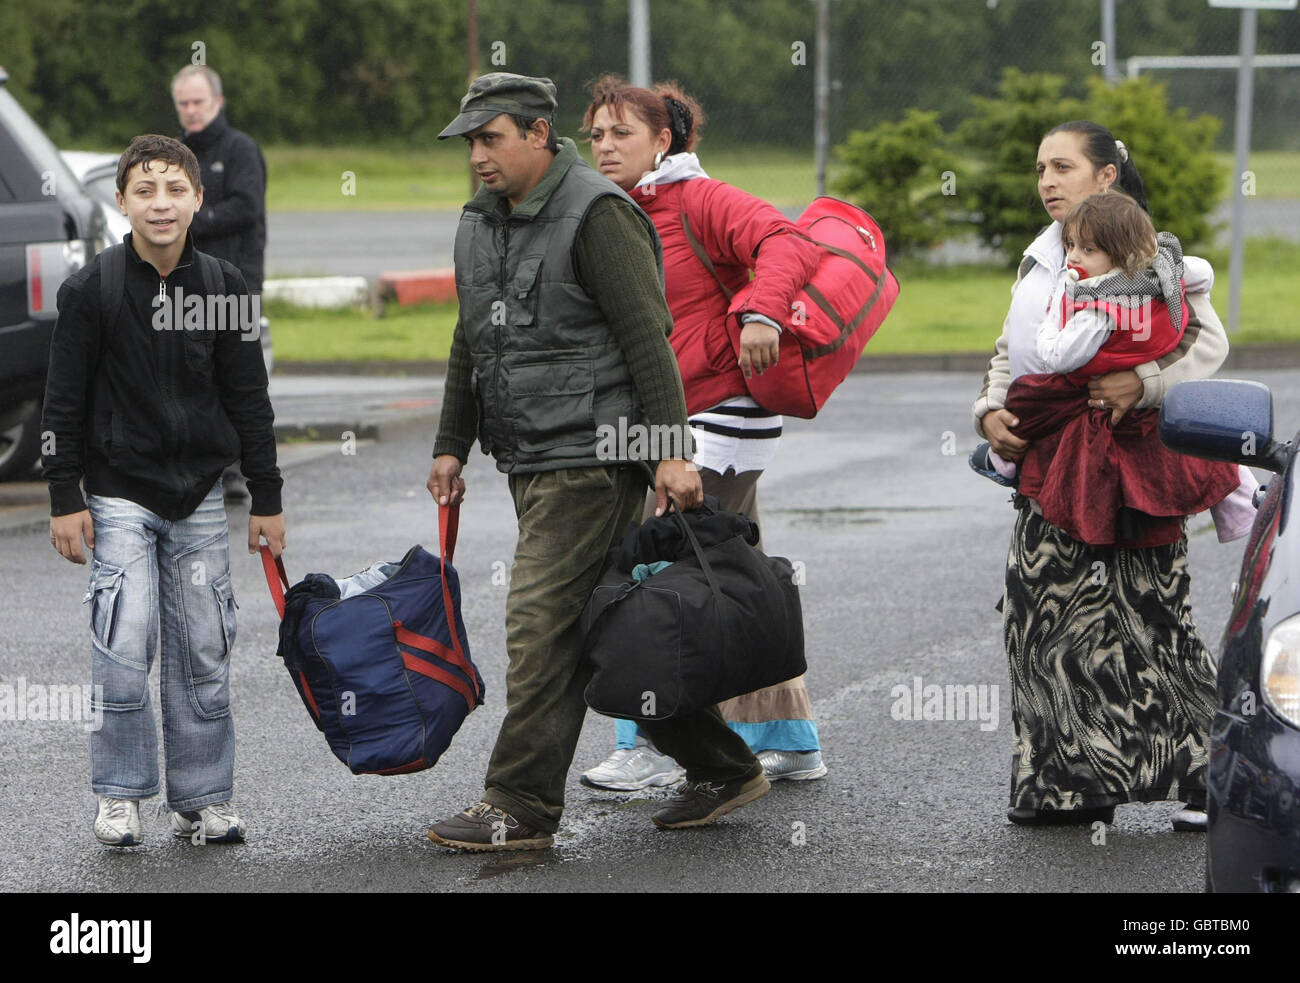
left=758, top=749, right=829, bottom=781
left=171, top=802, right=245, bottom=843
left=580, top=740, right=686, bottom=791
left=1171, top=806, right=1208, bottom=832
left=94, top=797, right=142, bottom=846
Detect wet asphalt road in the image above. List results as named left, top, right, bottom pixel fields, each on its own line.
left=2, top=368, right=1298, bottom=893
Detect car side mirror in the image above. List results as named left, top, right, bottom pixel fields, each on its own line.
left=1159, top=379, right=1288, bottom=473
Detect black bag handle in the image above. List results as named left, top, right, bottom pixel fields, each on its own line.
left=663, top=498, right=723, bottom=602
left=583, top=495, right=726, bottom=648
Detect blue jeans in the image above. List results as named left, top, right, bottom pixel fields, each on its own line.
left=85, top=483, right=237, bottom=810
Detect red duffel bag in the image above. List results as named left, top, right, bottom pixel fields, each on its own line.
left=691, top=196, right=899, bottom=419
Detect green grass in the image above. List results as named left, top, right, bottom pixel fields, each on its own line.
left=265, top=299, right=458, bottom=362
left=1206, top=237, right=1300, bottom=344
left=869, top=262, right=1013, bottom=354
left=265, top=143, right=835, bottom=212
left=265, top=142, right=1300, bottom=212
left=1214, top=150, right=1300, bottom=201
left=700, top=148, right=841, bottom=209
left=265, top=143, right=476, bottom=212
left=268, top=238, right=1300, bottom=364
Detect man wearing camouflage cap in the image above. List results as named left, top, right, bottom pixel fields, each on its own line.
left=426, top=73, right=769, bottom=851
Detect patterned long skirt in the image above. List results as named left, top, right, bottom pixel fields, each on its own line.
left=1004, top=501, right=1217, bottom=810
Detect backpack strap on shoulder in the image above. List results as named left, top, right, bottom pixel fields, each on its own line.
left=98, top=242, right=127, bottom=334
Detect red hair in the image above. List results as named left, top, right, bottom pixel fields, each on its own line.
left=581, top=74, right=705, bottom=154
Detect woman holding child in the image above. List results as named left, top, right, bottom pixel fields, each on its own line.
left=971, top=121, right=1236, bottom=830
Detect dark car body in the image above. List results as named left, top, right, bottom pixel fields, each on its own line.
left=60, top=150, right=129, bottom=245
left=1209, top=431, right=1300, bottom=892
left=0, top=68, right=103, bottom=480
left=1160, top=380, right=1300, bottom=893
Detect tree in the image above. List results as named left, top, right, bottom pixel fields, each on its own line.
left=831, top=108, right=956, bottom=256
left=957, top=69, right=1084, bottom=266
left=958, top=69, right=1223, bottom=265
left=1084, top=76, right=1223, bottom=251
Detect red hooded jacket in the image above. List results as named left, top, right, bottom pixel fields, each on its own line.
left=629, top=177, right=821, bottom=415
left=1064, top=282, right=1188, bottom=385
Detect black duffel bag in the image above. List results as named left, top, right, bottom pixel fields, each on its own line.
left=581, top=498, right=805, bottom=721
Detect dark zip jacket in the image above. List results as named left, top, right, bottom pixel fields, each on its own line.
left=41, top=232, right=282, bottom=519
left=181, top=112, right=267, bottom=292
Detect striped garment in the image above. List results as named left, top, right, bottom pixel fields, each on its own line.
left=689, top=396, right=782, bottom=475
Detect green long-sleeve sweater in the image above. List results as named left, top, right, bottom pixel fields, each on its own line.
left=432, top=194, right=690, bottom=464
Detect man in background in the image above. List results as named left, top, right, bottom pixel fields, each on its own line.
left=173, top=64, right=269, bottom=502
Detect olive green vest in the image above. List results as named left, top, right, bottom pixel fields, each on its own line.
left=454, top=139, right=663, bottom=473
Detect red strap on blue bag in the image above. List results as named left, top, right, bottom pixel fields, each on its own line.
left=261, top=546, right=290, bottom=619
left=436, top=504, right=475, bottom=696
left=260, top=504, right=461, bottom=621
left=440, top=502, right=458, bottom=564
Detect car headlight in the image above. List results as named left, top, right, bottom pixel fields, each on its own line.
left=1263, top=614, right=1300, bottom=729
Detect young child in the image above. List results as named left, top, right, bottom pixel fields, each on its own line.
left=970, top=192, right=1257, bottom=542
left=42, top=134, right=286, bottom=846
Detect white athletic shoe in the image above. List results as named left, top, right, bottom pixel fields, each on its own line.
left=1171, top=806, right=1208, bottom=832
left=171, top=802, right=245, bottom=843
left=94, top=797, right=142, bottom=846
left=581, top=740, right=686, bottom=791
left=757, top=749, right=829, bottom=781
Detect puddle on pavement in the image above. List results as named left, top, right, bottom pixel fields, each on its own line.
left=470, top=789, right=675, bottom=879
left=474, top=850, right=556, bottom=880
left=772, top=506, right=950, bottom=526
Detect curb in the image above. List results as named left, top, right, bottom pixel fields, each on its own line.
left=373, top=269, right=456, bottom=311
left=1221, top=344, right=1300, bottom=370
left=274, top=411, right=438, bottom=444
left=276, top=360, right=448, bottom=376
left=275, top=422, right=380, bottom=442
left=264, top=276, right=369, bottom=308
left=0, top=419, right=441, bottom=536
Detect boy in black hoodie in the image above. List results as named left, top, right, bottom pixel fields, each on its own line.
left=43, top=134, right=285, bottom=846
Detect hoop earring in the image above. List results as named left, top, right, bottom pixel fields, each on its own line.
left=654, top=151, right=665, bottom=169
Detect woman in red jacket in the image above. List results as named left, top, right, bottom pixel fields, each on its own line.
left=578, top=75, right=829, bottom=790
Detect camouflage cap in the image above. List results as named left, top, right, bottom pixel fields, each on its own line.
left=438, top=73, right=559, bottom=140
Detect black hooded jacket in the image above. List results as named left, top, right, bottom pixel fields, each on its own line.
left=181, top=111, right=267, bottom=292
left=41, top=233, right=281, bottom=520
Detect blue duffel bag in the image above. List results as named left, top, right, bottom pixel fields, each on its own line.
left=262, top=506, right=483, bottom=775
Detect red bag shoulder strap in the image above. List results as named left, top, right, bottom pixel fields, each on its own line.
left=260, top=504, right=461, bottom=621
left=680, top=208, right=735, bottom=302
left=261, top=546, right=289, bottom=620
left=439, top=502, right=458, bottom=564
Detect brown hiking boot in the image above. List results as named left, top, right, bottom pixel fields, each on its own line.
left=427, top=801, right=554, bottom=852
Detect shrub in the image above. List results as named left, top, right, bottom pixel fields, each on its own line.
left=1084, top=75, right=1224, bottom=251
left=831, top=108, right=957, bottom=257
left=960, top=69, right=1223, bottom=264
left=957, top=69, right=1085, bottom=265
